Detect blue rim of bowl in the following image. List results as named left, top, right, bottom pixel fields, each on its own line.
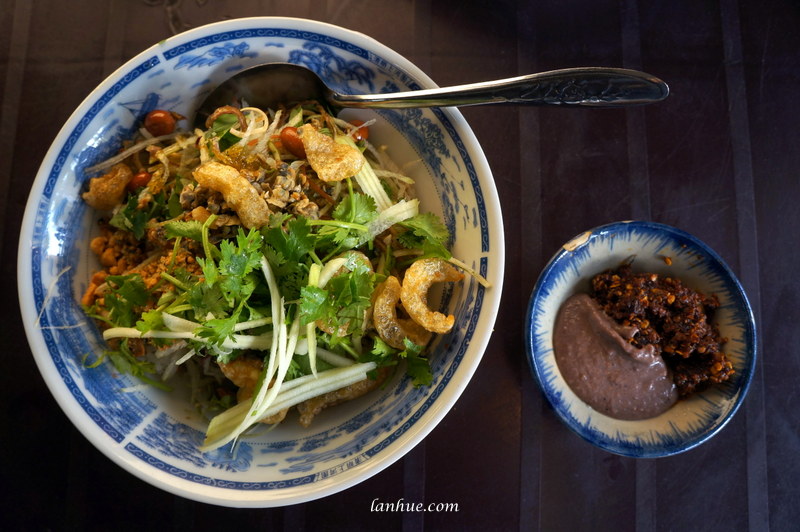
left=524, top=220, right=757, bottom=458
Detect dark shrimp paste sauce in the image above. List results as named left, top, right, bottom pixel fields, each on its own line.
left=553, top=265, right=734, bottom=420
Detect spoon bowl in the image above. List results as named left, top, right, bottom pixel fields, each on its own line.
left=193, top=62, right=669, bottom=127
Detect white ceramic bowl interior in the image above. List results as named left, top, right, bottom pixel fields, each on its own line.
left=525, top=221, right=755, bottom=458
left=19, top=17, right=504, bottom=506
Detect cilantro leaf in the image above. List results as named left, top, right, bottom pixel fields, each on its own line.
left=196, top=314, right=238, bottom=346
left=104, top=274, right=149, bottom=327
left=220, top=272, right=257, bottom=307
left=262, top=216, right=313, bottom=299
left=262, top=216, right=314, bottom=263
left=135, top=309, right=172, bottom=347
left=136, top=309, right=164, bottom=333
left=298, top=257, right=376, bottom=338
left=361, top=336, right=430, bottom=384
left=197, top=256, right=219, bottom=287
left=187, top=281, right=227, bottom=318
left=362, top=337, right=399, bottom=367
left=215, top=235, right=260, bottom=307
left=109, top=195, right=150, bottom=239
left=333, top=192, right=377, bottom=226
left=311, top=193, right=377, bottom=256
left=298, top=285, right=335, bottom=326
left=187, top=228, right=265, bottom=343
left=323, top=264, right=375, bottom=336
left=332, top=275, right=371, bottom=322
left=399, top=337, right=433, bottom=387
left=164, top=220, right=204, bottom=241
left=109, top=192, right=167, bottom=239
left=398, top=213, right=452, bottom=259
left=220, top=230, right=263, bottom=277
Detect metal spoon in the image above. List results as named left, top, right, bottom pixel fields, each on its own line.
left=193, top=62, right=669, bottom=127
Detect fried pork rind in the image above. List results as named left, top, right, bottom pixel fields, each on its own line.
left=192, top=161, right=271, bottom=229
left=296, top=367, right=389, bottom=427
left=373, top=275, right=433, bottom=349
left=298, top=124, right=363, bottom=182
left=82, top=163, right=133, bottom=210
left=400, top=258, right=464, bottom=334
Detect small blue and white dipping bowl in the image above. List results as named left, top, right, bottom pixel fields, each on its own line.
left=525, top=221, right=756, bottom=458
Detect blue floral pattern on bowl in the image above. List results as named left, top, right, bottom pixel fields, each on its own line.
left=525, top=221, right=756, bottom=458
left=19, top=18, right=504, bottom=506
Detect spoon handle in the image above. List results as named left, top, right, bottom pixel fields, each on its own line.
left=332, top=67, right=669, bottom=108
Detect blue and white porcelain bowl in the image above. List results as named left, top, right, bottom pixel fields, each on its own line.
left=18, top=17, right=504, bottom=506
left=525, top=221, right=755, bottom=458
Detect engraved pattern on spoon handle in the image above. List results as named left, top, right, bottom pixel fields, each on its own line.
left=333, top=68, right=669, bottom=109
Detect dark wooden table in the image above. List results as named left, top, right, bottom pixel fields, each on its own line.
left=3, top=1, right=797, bottom=530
